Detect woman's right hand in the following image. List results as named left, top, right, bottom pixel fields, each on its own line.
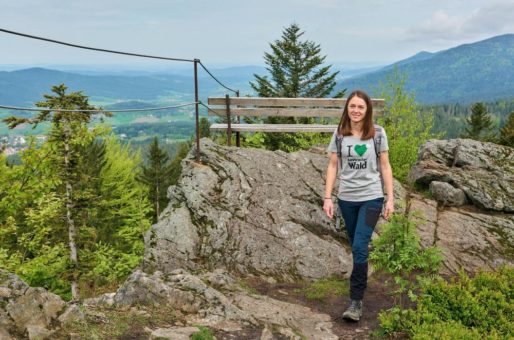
left=323, top=198, right=334, bottom=219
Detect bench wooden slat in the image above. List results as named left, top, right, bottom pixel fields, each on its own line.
left=208, top=107, right=383, bottom=118
left=210, top=123, right=338, bottom=133
left=208, top=97, right=385, bottom=107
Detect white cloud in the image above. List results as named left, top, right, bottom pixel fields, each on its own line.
left=404, top=0, right=514, bottom=42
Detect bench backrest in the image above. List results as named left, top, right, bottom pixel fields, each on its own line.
left=207, top=97, right=385, bottom=118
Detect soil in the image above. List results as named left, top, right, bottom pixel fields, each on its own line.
left=212, top=273, right=397, bottom=340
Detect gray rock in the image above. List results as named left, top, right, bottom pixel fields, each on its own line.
left=409, top=194, right=438, bottom=249
left=260, top=324, right=274, bottom=340
left=408, top=139, right=513, bottom=212
left=149, top=326, right=200, bottom=340
left=58, top=304, right=85, bottom=326
left=112, top=268, right=337, bottom=338
left=0, top=326, right=13, bottom=340
left=435, top=208, right=514, bottom=275
left=113, top=269, right=257, bottom=326
left=26, top=325, right=54, bottom=340
left=233, top=293, right=337, bottom=340
left=429, top=181, right=467, bottom=207
left=6, top=287, right=65, bottom=333
left=0, top=269, right=81, bottom=339
left=0, top=270, right=28, bottom=297
left=144, top=138, right=352, bottom=281
left=83, top=292, right=116, bottom=307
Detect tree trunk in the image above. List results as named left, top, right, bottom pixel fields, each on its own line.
left=156, top=184, right=160, bottom=222
left=64, top=121, right=79, bottom=301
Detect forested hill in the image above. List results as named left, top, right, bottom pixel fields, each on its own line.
left=0, top=67, right=258, bottom=107
left=340, top=34, right=514, bottom=104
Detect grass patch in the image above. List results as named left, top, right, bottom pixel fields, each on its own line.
left=236, top=278, right=259, bottom=295
left=191, top=325, right=215, bottom=340
left=295, top=277, right=349, bottom=301
left=55, top=304, right=179, bottom=339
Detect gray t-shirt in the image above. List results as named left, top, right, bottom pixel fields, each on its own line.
left=327, top=126, right=389, bottom=201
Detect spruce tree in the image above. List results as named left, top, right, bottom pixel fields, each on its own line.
left=499, top=111, right=514, bottom=147
left=250, top=23, right=345, bottom=151
left=3, top=84, right=110, bottom=300
left=139, top=137, right=173, bottom=223
left=462, top=102, right=493, bottom=141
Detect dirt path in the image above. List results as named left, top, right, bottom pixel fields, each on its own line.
left=213, top=274, right=395, bottom=340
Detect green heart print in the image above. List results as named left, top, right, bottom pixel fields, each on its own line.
left=354, top=144, right=367, bottom=156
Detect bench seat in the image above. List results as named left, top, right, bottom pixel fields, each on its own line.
left=209, top=123, right=338, bottom=133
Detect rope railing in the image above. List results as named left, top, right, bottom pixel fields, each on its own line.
left=0, top=28, right=241, bottom=161
left=0, top=102, right=198, bottom=113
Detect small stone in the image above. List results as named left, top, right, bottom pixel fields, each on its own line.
left=429, top=181, right=467, bottom=207
left=260, top=324, right=273, bottom=340
left=26, top=325, right=54, bottom=340
left=0, top=288, right=11, bottom=298
left=58, top=304, right=85, bottom=325
left=0, top=327, right=13, bottom=340
left=149, top=326, right=200, bottom=340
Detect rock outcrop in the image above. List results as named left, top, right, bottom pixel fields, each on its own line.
left=109, top=268, right=338, bottom=339
left=143, top=138, right=353, bottom=281
left=113, top=138, right=512, bottom=336
left=408, top=139, right=513, bottom=212
left=0, top=269, right=83, bottom=340
left=406, top=139, right=514, bottom=274
left=143, top=138, right=513, bottom=280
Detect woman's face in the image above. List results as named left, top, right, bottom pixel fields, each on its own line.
left=347, top=96, right=367, bottom=124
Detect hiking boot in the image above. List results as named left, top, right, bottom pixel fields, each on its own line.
left=342, top=299, right=362, bottom=321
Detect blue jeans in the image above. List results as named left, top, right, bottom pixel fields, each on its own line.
left=338, top=197, right=383, bottom=300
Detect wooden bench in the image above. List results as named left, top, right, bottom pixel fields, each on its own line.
left=207, top=96, right=385, bottom=145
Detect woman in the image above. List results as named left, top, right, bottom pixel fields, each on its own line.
left=323, top=90, right=394, bottom=321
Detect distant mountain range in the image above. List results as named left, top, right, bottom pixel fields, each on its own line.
left=341, top=34, right=514, bottom=104
left=1, top=34, right=514, bottom=107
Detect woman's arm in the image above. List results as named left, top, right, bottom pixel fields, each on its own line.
left=323, top=153, right=338, bottom=219
left=379, top=150, right=394, bottom=220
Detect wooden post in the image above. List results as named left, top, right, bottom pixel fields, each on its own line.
left=236, top=90, right=240, bottom=147
left=194, top=59, right=200, bottom=161
left=225, top=94, right=232, bottom=146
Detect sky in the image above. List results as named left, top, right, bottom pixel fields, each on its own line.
left=1, top=0, right=514, bottom=70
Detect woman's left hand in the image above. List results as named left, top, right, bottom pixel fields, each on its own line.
left=383, top=199, right=394, bottom=220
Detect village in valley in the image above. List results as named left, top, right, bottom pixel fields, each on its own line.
left=1, top=135, right=47, bottom=156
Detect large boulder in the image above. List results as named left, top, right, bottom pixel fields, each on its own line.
left=408, top=139, right=513, bottom=212
left=407, top=139, right=514, bottom=274
left=143, top=138, right=353, bottom=281
left=408, top=194, right=514, bottom=275
left=0, top=269, right=80, bottom=340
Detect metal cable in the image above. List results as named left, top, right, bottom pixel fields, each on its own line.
left=0, top=102, right=197, bottom=113
left=198, top=61, right=238, bottom=94
left=0, top=28, right=240, bottom=109
left=0, top=28, right=195, bottom=62
left=199, top=101, right=221, bottom=116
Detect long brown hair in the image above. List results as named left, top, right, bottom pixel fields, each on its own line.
left=337, top=90, right=375, bottom=140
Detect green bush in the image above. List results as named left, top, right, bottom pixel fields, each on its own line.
left=378, top=70, right=442, bottom=183
left=370, top=212, right=442, bottom=311
left=376, top=266, right=514, bottom=338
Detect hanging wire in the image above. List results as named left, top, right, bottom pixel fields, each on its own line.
left=0, top=28, right=240, bottom=95
left=199, top=101, right=223, bottom=116
left=198, top=61, right=238, bottom=94
left=0, top=102, right=197, bottom=113
left=0, top=28, right=195, bottom=63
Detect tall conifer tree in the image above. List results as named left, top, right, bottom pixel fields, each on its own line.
left=250, top=24, right=345, bottom=151
left=139, top=137, right=173, bottom=223
left=462, top=102, right=493, bottom=141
